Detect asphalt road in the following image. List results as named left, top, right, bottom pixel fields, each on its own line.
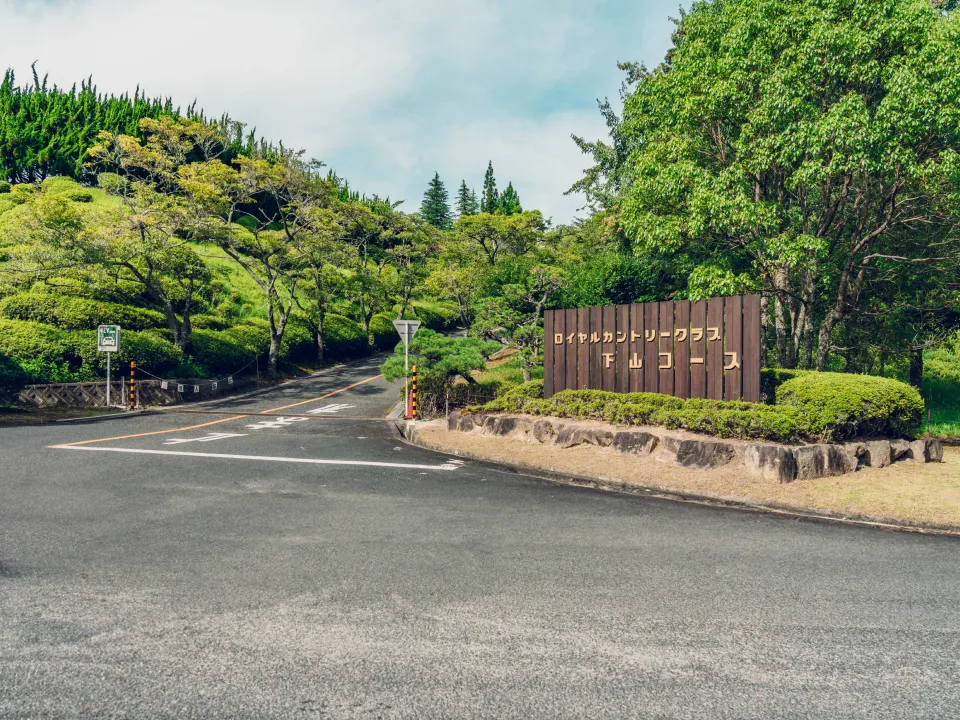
left=1, top=356, right=959, bottom=718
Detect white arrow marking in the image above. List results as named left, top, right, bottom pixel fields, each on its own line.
left=308, top=403, right=355, bottom=415
left=245, top=417, right=311, bottom=430
left=163, top=432, right=247, bottom=445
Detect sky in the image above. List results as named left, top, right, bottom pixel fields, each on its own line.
left=1, top=0, right=683, bottom=224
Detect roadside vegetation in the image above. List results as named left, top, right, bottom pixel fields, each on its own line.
left=2, top=0, right=959, bottom=434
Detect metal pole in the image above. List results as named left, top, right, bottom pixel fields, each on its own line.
left=106, top=352, right=111, bottom=407
left=404, top=340, right=410, bottom=420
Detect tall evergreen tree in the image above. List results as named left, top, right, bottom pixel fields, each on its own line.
left=420, top=171, right=452, bottom=229
left=498, top=182, right=522, bottom=215
left=455, top=180, right=479, bottom=218
left=481, top=161, right=499, bottom=214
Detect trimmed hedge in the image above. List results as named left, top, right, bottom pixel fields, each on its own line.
left=323, top=313, right=368, bottom=359
left=190, top=328, right=261, bottom=375
left=760, top=368, right=810, bottom=404
left=776, top=372, right=923, bottom=441
left=370, top=313, right=397, bottom=351
left=409, top=300, right=459, bottom=331
left=0, top=181, right=10, bottom=194
left=478, top=372, right=923, bottom=443
left=0, top=293, right=167, bottom=332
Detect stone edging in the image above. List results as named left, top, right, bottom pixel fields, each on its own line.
left=397, top=420, right=960, bottom=537
left=445, top=412, right=943, bottom=483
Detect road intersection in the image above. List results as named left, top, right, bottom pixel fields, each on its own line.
left=2, top=356, right=959, bottom=717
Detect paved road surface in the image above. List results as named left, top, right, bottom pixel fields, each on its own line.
left=1, top=356, right=958, bottom=718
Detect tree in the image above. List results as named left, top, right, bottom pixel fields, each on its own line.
left=420, top=172, right=452, bottom=230
left=498, top=182, right=522, bottom=215
left=481, top=161, right=498, bottom=214
left=455, top=180, right=478, bottom=218
left=584, top=0, right=960, bottom=371
left=380, top=329, right=500, bottom=386
left=453, top=210, right=547, bottom=266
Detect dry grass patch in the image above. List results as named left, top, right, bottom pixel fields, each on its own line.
left=415, top=422, right=960, bottom=529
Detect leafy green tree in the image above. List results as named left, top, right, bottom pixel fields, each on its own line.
left=498, top=182, right=522, bottom=215
left=580, top=0, right=960, bottom=371
left=453, top=210, right=547, bottom=266
left=380, top=328, right=499, bottom=386
left=420, top=172, right=452, bottom=230
left=455, top=180, right=478, bottom=218
left=481, top=161, right=498, bottom=214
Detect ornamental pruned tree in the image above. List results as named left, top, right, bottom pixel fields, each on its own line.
left=420, top=172, right=452, bottom=230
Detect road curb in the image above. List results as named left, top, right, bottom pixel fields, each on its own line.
left=397, top=421, right=960, bottom=538
left=54, top=409, right=161, bottom=425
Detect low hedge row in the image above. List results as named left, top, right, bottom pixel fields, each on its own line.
left=0, top=293, right=168, bottom=332
left=477, top=371, right=923, bottom=443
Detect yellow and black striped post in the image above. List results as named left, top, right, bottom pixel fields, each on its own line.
left=411, top=364, right=418, bottom=420
left=129, top=361, right=136, bottom=411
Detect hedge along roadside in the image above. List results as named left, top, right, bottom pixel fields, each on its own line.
left=475, top=373, right=924, bottom=444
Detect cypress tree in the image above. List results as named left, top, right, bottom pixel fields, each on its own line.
left=481, top=161, right=498, bottom=214
left=455, top=180, right=478, bottom=218
left=498, top=182, right=522, bottom=215
left=420, top=172, right=452, bottom=229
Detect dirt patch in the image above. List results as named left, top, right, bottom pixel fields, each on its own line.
left=414, top=421, right=960, bottom=529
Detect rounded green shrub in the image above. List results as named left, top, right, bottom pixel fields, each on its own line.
left=777, top=372, right=924, bottom=440
left=0, top=293, right=167, bottom=331
left=0, top=181, right=10, bottom=194
left=281, top=317, right=315, bottom=362
left=190, top=314, right=232, bottom=331
left=0, top=350, right=29, bottom=396
left=67, top=329, right=182, bottom=378
left=409, top=300, right=458, bottom=331
left=323, top=314, right=368, bottom=359
left=66, top=190, right=93, bottom=203
left=218, top=323, right=270, bottom=357
left=370, top=313, right=397, bottom=351
left=189, top=328, right=261, bottom=375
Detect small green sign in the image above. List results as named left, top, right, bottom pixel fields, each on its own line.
left=97, top=325, right=120, bottom=353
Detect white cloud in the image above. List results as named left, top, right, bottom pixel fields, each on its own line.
left=1, top=0, right=679, bottom=223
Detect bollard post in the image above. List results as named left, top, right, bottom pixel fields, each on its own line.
left=411, top=364, right=418, bottom=420
left=129, top=361, right=136, bottom=411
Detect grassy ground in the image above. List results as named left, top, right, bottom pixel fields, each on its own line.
left=416, top=422, right=960, bottom=529
left=922, top=377, right=960, bottom=438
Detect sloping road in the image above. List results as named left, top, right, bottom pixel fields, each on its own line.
left=1, top=357, right=958, bottom=718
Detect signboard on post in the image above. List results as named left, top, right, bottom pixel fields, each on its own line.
left=97, top=325, right=120, bottom=407
left=542, top=295, right=762, bottom=403
left=393, top=320, right=422, bottom=420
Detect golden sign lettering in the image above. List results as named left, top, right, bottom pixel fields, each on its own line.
left=691, top=357, right=705, bottom=364
left=590, top=332, right=601, bottom=344
left=691, top=328, right=704, bottom=342
left=675, top=328, right=688, bottom=342
left=578, top=333, right=587, bottom=344
left=616, top=332, right=627, bottom=343
left=660, top=331, right=671, bottom=338
left=603, top=332, right=614, bottom=343
left=554, top=334, right=564, bottom=345
left=631, top=331, right=643, bottom=342
left=566, top=333, right=575, bottom=344
left=645, top=330, right=657, bottom=342
left=708, top=327, right=721, bottom=341
left=724, top=352, right=741, bottom=370
left=603, top=353, right=615, bottom=368
left=629, top=352, right=643, bottom=369
left=659, top=352, right=673, bottom=370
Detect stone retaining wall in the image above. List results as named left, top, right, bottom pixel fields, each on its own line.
left=448, top=412, right=943, bottom=483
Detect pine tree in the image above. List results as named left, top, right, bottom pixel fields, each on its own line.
left=498, top=182, right=522, bottom=215
left=455, top=180, right=478, bottom=218
left=420, top=172, right=452, bottom=229
left=481, top=161, right=499, bottom=214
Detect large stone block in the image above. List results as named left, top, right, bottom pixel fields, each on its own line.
left=745, top=444, right=798, bottom=483
left=555, top=425, right=614, bottom=449
left=864, top=440, right=892, bottom=468
left=447, top=410, right=462, bottom=432
left=890, top=439, right=911, bottom=461
left=612, top=431, right=659, bottom=456
left=675, top=440, right=736, bottom=469
left=907, top=438, right=944, bottom=463
left=793, top=444, right=852, bottom=480
left=457, top=414, right=476, bottom=432
left=533, top=419, right=561, bottom=444
left=843, top=442, right=866, bottom=471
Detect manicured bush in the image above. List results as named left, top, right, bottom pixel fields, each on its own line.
left=323, top=313, right=368, bottom=359
left=409, top=300, right=459, bottom=331
left=40, top=176, right=80, bottom=194
left=777, top=372, right=923, bottom=441
left=280, top=317, right=315, bottom=362
left=190, top=314, right=232, bottom=331
left=65, top=190, right=93, bottom=203
left=67, top=329, right=182, bottom=378
left=370, top=313, right=397, bottom=351
left=0, top=293, right=167, bottom=331
left=0, top=319, right=79, bottom=372
left=0, top=181, right=10, bottom=194
left=0, top=351, right=29, bottom=397
left=760, top=368, right=810, bottom=404
left=218, top=323, right=270, bottom=358
left=189, top=328, right=259, bottom=375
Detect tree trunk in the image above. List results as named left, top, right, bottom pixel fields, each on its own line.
left=772, top=266, right=790, bottom=367
left=909, top=347, right=923, bottom=390
left=523, top=367, right=532, bottom=383
left=268, top=336, right=280, bottom=376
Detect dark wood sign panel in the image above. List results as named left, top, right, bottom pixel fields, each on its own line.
left=543, top=295, right=761, bottom=403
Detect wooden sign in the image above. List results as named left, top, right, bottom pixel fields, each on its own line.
left=543, top=295, right=761, bottom=402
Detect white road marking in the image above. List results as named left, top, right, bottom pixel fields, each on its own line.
left=163, top=432, right=248, bottom=445
left=308, top=403, right=355, bottom=415
left=55, top=446, right=463, bottom=471
left=245, top=417, right=311, bottom=431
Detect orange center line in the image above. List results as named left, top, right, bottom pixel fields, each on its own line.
left=258, top=374, right=384, bottom=414
left=48, top=415, right=250, bottom=448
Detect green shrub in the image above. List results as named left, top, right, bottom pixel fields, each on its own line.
left=0, top=181, right=10, bottom=194
left=280, top=317, right=315, bottom=362
left=777, top=372, right=923, bottom=441
left=323, top=314, right=368, bottom=359
left=0, top=350, right=29, bottom=396
left=0, top=319, right=79, bottom=374
left=40, top=176, right=80, bottom=194
left=0, top=293, right=167, bottom=331
left=67, top=329, right=182, bottom=378
left=760, top=368, right=810, bottom=404
left=189, top=328, right=260, bottom=375
left=408, top=300, right=459, bottom=331
left=65, top=190, right=93, bottom=203
left=219, top=323, right=270, bottom=357
left=190, top=314, right=232, bottom=330
left=370, top=313, right=397, bottom=351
